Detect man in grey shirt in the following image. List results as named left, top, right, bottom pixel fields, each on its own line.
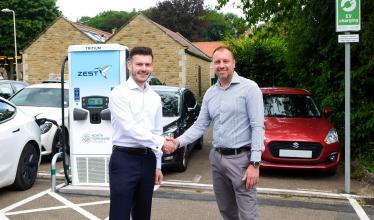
left=172, top=46, right=264, bottom=220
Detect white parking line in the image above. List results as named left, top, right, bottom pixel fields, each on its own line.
left=163, top=180, right=362, bottom=199
left=5, top=205, right=68, bottom=216
left=0, top=184, right=60, bottom=220
left=1, top=181, right=371, bottom=219
left=4, top=200, right=110, bottom=216
left=0, top=213, right=9, bottom=220
left=348, top=197, right=370, bottom=220
left=192, top=175, right=202, bottom=183
left=0, top=189, right=49, bottom=214
left=48, top=191, right=101, bottom=220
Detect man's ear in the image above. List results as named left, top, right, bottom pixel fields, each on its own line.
left=127, top=59, right=132, bottom=71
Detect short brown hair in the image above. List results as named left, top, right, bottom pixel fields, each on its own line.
left=212, top=45, right=234, bottom=59
left=129, top=46, right=153, bottom=60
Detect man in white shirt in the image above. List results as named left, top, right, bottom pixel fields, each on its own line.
left=108, top=47, right=176, bottom=220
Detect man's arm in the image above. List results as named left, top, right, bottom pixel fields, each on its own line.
left=246, top=84, right=265, bottom=162
left=176, top=94, right=211, bottom=147
left=242, top=83, right=265, bottom=190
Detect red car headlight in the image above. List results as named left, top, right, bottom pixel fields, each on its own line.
left=324, top=128, right=339, bottom=144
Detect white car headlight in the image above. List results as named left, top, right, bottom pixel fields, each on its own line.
left=324, top=128, right=339, bottom=144
left=40, top=122, right=52, bottom=134
left=162, top=132, right=175, bottom=138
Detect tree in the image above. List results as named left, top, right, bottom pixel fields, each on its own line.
left=0, top=0, right=60, bottom=56
left=225, top=31, right=288, bottom=87
left=78, top=10, right=137, bottom=33
left=145, top=0, right=207, bottom=41
left=200, top=11, right=247, bottom=40
left=218, top=0, right=374, bottom=162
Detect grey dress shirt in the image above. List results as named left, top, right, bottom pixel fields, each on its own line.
left=178, top=72, right=265, bottom=162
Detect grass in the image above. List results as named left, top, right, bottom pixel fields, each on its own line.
left=357, top=150, right=374, bottom=174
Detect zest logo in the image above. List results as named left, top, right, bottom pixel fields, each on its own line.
left=77, top=65, right=112, bottom=79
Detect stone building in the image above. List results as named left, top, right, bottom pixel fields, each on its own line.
left=22, top=14, right=212, bottom=100
left=22, top=17, right=112, bottom=84
left=107, top=14, right=211, bottom=100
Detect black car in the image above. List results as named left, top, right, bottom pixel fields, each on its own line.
left=147, top=76, right=164, bottom=85
left=152, top=86, right=203, bottom=172
left=0, top=80, right=29, bottom=99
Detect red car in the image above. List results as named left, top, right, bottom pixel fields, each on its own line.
left=260, top=87, right=341, bottom=173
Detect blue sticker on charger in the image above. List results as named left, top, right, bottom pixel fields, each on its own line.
left=74, top=88, right=80, bottom=101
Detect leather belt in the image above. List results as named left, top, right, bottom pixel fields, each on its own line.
left=215, top=146, right=251, bottom=155
left=113, top=145, right=151, bottom=155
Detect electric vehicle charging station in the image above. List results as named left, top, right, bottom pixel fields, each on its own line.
left=68, top=44, right=128, bottom=186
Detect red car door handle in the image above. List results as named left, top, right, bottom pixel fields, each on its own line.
left=12, top=128, right=20, bottom=133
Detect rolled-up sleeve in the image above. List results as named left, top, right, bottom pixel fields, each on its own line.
left=246, top=84, right=265, bottom=161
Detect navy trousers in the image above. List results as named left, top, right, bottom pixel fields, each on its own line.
left=109, top=149, right=156, bottom=220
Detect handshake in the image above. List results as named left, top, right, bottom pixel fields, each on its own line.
left=162, top=137, right=180, bottom=154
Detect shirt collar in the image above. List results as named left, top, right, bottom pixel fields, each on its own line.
left=126, top=77, right=149, bottom=91
left=215, top=71, right=241, bottom=89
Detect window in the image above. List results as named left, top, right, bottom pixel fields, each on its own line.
left=0, top=83, right=13, bottom=99
left=263, top=94, right=321, bottom=118
left=184, top=91, right=196, bottom=109
left=0, top=100, right=16, bottom=122
left=158, top=92, right=180, bottom=117
left=10, top=88, right=69, bottom=108
left=13, top=82, right=27, bottom=92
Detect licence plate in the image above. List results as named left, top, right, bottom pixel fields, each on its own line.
left=279, top=149, right=312, bottom=158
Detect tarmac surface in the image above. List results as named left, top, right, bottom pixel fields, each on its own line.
left=1, top=176, right=374, bottom=220
left=1, top=128, right=374, bottom=219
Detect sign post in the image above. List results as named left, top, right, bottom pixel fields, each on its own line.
left=336, top=0, right=360, bottom=194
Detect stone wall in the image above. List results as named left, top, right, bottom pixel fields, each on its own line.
left=22, top=17, right=93, bottom=84
left=108, top=14, right=211, bottom=101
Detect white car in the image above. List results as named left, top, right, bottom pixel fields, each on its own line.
left=0, top=97, right=42, bottom=190
left=9, top=83, right=69, bottom=157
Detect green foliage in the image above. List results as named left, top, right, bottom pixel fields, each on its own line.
left=78, top=10, right=137, bottom=33
left=0, top=0, right=60, bottom=56
left=200, top=11, right=247, bottom=40
left=225, top=31, right=289, bottom=87
left=219, top=0, right=374, bottom=167
left=145, top=0, right=207, bottom=41
left=145, top=0, right=245, bottom=41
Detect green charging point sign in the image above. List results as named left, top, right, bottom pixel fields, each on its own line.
left=336, top=0, right=361, bottom=32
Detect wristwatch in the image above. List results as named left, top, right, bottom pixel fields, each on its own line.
left=249, top=161, right=260, bottom=168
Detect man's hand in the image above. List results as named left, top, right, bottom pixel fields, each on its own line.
left=241, top=165, right=260, bottom=190
left=155, top=168, right=163, bottom=185
left=168, top=137, right=180, bottom=148
left=162, top=138, right=177, bottom=154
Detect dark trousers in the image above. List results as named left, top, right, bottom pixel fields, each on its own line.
left=109, top=149, right=156, bottom=220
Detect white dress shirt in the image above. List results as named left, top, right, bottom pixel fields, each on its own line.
left=109, top=77, right=164, bottom=168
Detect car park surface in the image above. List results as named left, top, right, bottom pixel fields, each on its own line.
left=9, top=83, right=69, bottom=157
left=0, top=80, right=28, bottom=99
left=0, top=97, right=42, bottom=190
left=260, top=87, right=341, bottom=172
left=153, top=85, right=203, bottom=171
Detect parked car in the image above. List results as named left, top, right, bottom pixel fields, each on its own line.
left=147, top=76, right=164, bottom=85
left=260, top=87, right=341, bottom=173
left=152, top=86, right=203, bottom=171
left=42, top=79, right=68, bottom=84
left=0, top=97, right=42, bottom=190
left=0, top=80, right=29, bottom=99
left=9, top=83, right=69, bottom=157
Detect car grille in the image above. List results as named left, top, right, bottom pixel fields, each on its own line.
left=268, top=141, right=323, bottom=159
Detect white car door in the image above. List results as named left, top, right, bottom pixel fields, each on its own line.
left=0, top=100, right=27, bottom=187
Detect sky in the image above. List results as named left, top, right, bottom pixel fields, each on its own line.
left=56, top=0, right=243, bottom=21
